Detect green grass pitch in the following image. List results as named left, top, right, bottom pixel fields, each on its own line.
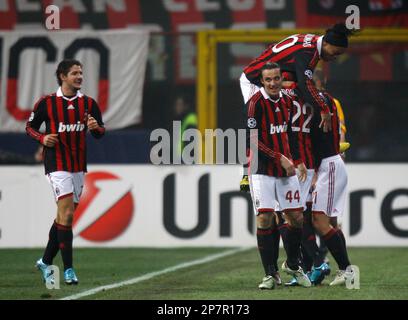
left=0, top=247, right=407, bottom=300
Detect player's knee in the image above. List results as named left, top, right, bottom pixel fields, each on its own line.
left=256, top=213, right=274, bottom=229
left=59, top=207, right=74, bottom=224
left=285, top=210, right=303, bottom=228
left=312, top=213, right=330, bottom=234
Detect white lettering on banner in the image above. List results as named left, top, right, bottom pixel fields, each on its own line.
left=227, top=0, right=255, bottom=11
left=16, top=0, right=41, bottom=11
left=53, top=0, right=86, bottom=13
left=94, top=0, right=126, bottom=12
left=263, top=0, right=285, bottom=10
left=163, top=0, right=188, bottom=12
left=1, top=165, right=408, bottom=247
left=58, top=122, right=85, bottom=133
left=196, top=0, right=220, bottom=11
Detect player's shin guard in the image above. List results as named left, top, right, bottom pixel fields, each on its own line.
left=322, top=228, right=351, bottom=270
left=42, top=220, right=59, bottom=265
left=257, top=228, right=278, bottom=276
left=56, top=223, right=73, bottom=271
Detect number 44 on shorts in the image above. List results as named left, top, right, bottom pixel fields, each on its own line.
left=285, top=190, right=300, bottom=203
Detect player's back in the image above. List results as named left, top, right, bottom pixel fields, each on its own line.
left=244, top=34, right=321, bottom=84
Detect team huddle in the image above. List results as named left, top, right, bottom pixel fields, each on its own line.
left=241, top=23, right=357, bottom=289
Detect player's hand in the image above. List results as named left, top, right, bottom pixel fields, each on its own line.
left=280, top=155, right=296, bottom=176
left=296, top=162, right=307, bottom=183
left=311, top=172, right=318, bottom=191
left=319, top=112, right=332, bottom=132
left=87, top=115, right=99, bottom=130
left=240, top=175, right=250, bottom=192
left=42, top=134, right=58, bottom=147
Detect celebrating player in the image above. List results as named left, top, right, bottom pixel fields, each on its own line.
left=26, top=59, right=105, bottom=285
left=246, top=62, right=311, bottom=289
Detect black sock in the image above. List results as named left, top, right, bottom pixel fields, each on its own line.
left=283, top=225, right=302, bottom=270
left=257, top=228, right=277, bottom=276
left=337, top=229, right=347, bottom=247
left=322, top=228, right=350, bottom=270
left=302, top=210, right=324, bottom=268
left=56, top=223, right=73, bottom=271
left=271, top=226, right=280, bottom=272
left=301, top=244, right=313, bottom=272
left=42, top=221, right=59, bottom=265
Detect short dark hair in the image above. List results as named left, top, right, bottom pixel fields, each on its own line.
left=323, top=23, right=355, bottom=48
left=55, top=59, right=82, bottom=86
left=260, top=62, right=281, bottom=76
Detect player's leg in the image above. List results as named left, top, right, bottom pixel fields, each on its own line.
left=276, top=176, right=311, bottom=287
left=36, top=171, right=72, bottom=284
left=249, top=174, right=279, bottom=289
left=312, top=156, right=352, bottom=286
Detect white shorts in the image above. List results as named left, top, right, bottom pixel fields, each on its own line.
left=240, top=73, right=260, bottom=104
left=298, top=169, right=315, bottom=209
left=47, top=171, right=85, bottom=203
left=312, top=155, right=347, bottom=217
left=249, top=174, right=304, bottom=215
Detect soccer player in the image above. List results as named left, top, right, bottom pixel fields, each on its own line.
left=309, top=89, right=355, bottom=286
left=278, top=81, right=332, bottom=286
left=26, top=59, right=105, bottom=285
left=240, top=22, right=353, bottom=189
left=312, top=69, right=349, bottom=266
left=246, top=62, right=311, bottom=289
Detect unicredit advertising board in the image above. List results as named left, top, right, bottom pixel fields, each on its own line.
left=0, top=164, right=407, bottom=247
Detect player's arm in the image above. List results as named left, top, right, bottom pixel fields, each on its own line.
left=26, top=98, right=58, bottom=147
left=88, top=98, right=105, bottom=139
left=294, top=51, right=332, bottom=132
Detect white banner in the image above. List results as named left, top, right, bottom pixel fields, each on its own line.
left=0, top=164, right=407, bottom=247
left=0, top=30, right=149, bottom=131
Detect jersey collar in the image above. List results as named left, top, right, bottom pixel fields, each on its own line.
left=317, top=36, right=323, bottom=57
left=261, top=87, right=282, bottom=102
left=57, top=87, right=84, bottom=101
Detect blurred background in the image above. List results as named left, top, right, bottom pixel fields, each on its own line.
left=0, top=0, right=407, bottom=249
left=0, top=0, right=407, bottom=164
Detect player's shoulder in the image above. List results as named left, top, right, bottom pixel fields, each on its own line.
left=33, top=93, right=56, bottom=109
left=248, top=91, right=263, bottom=104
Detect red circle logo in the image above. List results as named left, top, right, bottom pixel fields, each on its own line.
left=73, top=171, right=134, bottom=242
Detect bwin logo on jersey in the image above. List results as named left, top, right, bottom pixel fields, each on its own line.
left=58, top=122, right=85, bottom=132
left=270, top=122, right=287, bottom=134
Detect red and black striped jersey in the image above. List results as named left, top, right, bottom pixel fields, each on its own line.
left=26, top=88, right=105, bottom=174
left=243, top=34, right=330, bottom=114
left=246, top=88, right=300, bottom=177
left=310, top=91, right=340, bottom=167
left=282, top=83, right=315, bottom=170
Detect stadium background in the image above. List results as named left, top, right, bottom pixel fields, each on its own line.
left=0, top=0, right=407, bottom=300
